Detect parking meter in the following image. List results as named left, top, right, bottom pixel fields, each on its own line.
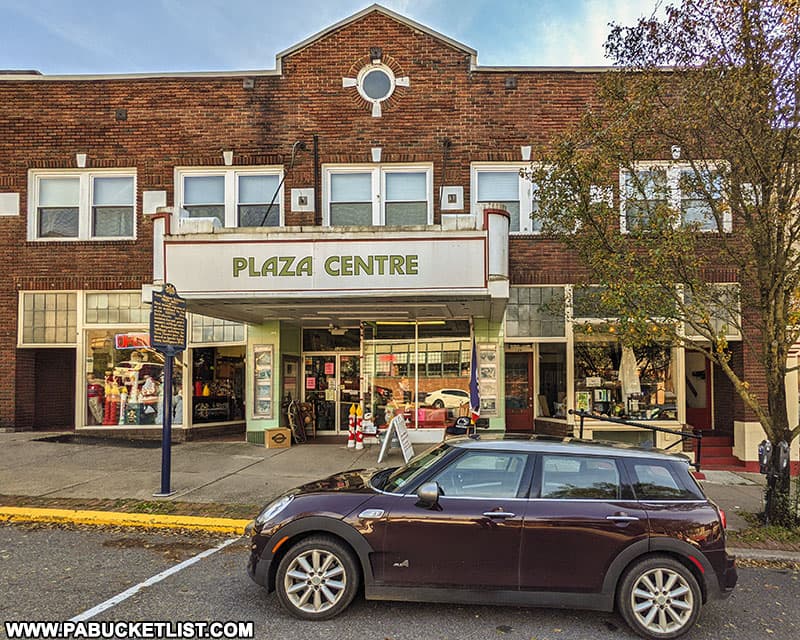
left=758, top=440, right=772, bottom=475
left=777, top=440, right=790, bottom=472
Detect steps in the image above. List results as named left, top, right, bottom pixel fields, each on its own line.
left=698, top=434, right=746, bottom=471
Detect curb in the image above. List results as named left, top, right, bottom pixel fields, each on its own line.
left=728, top=546, right=800, bottom=563
left=0, top=506, right=251, bottom=535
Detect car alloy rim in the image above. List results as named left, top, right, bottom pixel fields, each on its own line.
left=284, top=549, right=347, bottom=613
left=630, top=567, right=694, bottom=635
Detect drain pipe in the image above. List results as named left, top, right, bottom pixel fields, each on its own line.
left=313, top=134, right=320, bottom=224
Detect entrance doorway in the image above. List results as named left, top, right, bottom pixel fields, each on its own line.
left=34, top=348, right=76, bottom=430
left=505, top=352, right=533, bottom=432
left=685, top=352, right=712, bottom=430
left=303, top=353, right=361, bottom=434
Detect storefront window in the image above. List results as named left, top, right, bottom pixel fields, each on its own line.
left=191, top=346, right=245, bottom=424
left=363, top=321, right=472, bottom=429
left=85, top=330, right=181, bottom=427
left=539, top=344, right=567, bottom=418
left=574, top=336, right=676, bottom=421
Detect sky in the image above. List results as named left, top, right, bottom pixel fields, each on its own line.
left=0, top=1, right=662, bottom=75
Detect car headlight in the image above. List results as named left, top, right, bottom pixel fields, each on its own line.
left=255, top=494, right=294, bottom=526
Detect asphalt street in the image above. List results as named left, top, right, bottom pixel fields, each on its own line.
left=1, top=523, right=798, bottom=640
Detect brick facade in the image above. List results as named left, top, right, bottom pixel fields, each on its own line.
left=0, top=7, right=759, bottom=436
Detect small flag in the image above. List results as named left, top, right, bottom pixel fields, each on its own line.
left=469, top=336, right=480, bottom=424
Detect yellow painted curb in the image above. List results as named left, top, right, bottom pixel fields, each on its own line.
left=0, top=506, right=251, bottom=535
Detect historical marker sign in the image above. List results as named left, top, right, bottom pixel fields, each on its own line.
left=150, top=283, right=186, bottom=498
left=150, top=283, right=187, bottom=356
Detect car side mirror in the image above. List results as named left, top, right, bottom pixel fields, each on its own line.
left=416, top=482, right=441, bottom=510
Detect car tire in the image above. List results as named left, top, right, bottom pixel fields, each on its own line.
left=432, top=400, right=444, bottom=409
left=275, top=535, right=359, bottom=621
left=617, top=555, right=702, bottom=640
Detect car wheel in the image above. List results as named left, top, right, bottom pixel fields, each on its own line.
left=275, top=535, right=359, bottom=620
left=432, top=399, right=444, bottom=409
left=618, top=555, right=702, bottom=640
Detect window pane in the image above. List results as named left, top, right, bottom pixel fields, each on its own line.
left=624, top=169, right=667, bottom=230
left=330, top=203, right=372, bottom=226
left=184, top=176, right=224, bottom=204
left=538, top=343, right=567, bottom=417
left=331, top=173, right=371, bottom=202
left=506, top=286, right=565, bottom=337
left=93, top=177, right=134, bottom=205
left=386, top=172, right=426, bottom=201
left=629, top=462, right=700, bottom=500
left=21, top=292, right=77, bottom=344
left=39, top=178, right=79, bottom=206
left=183, top=205, right=224, bottom=223
left=191, top=314, right=245, bottom=343
left=385, top=202, right=427, bottom=226
left=574, top=340, right=676, bottom=421
left=431, top=451, right=528, bottom=498
left=477, top=171, right=518, bottom=201
left=38, top=208, right=79, bottom=238
left=362, top=69, right=392, bottom=100
left=239, top=174, right=279, bottom=204
left=680, top=169, right=720, bottom=230
left=540, top=455, right=620, bottom=499
left=93, top=207, right=133, bottom=237
left=238, top=204, right=279, bottom=227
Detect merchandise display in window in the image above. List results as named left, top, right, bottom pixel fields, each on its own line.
left=85, top=330, right=181, bottom=427
left=574, top=337, right=676, bottom=420
left=362, top=321, right=472, bottom=429
left=193, top=346, right=245, bottom=424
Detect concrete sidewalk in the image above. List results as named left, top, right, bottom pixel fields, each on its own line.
left=0, top=431, right=796, bottom=562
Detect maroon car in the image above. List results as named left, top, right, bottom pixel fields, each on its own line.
left=247, top=436, right=736, bottom=639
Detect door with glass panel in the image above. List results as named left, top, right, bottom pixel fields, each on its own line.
left=303, top=354, right=360, bottom=434
left=505, top=352, right=534, bottom=432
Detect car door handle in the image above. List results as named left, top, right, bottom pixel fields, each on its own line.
left=483, top=511, right=516, bottom=518
left=606, top=515, right=640, bottom=522
left=358, top=509, right=385, bottom=519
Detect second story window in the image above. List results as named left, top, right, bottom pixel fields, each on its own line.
left=472, top=164, right=541, bottom=234
left=177, top=168, right=282, bottom=228
left=324, top=165, right=433, bottom=227
left=621, top=164, right=729, bottom=233
left=29, top=171, right=136, bottom=241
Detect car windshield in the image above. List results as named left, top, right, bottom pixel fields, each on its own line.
left=381, top=443, right=451, bottom=493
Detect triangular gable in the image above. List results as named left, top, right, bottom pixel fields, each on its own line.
left=275, top=3, right=477, bottom=71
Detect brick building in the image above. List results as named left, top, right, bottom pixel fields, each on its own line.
left=0, top=5, right=793, bottom=469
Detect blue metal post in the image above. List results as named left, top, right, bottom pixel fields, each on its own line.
left=159, top=355, right=173, bottom=495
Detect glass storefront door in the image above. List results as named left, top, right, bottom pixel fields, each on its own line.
left=303, top=353, right=360, bottom=434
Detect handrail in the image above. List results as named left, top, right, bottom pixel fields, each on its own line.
left=567, top=409, right=703, bottom=472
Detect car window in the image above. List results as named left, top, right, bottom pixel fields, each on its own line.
left=540, top=455, right=621, bottom=500
left=430, top=451, right=528, bottom=498
left=382, top=443, right=451, bottom=493
left=629, top=461, right=702, bottom=500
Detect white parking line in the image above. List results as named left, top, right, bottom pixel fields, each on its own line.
left=69, top=537, right=240, bottom=622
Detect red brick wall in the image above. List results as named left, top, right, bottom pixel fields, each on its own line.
left=0, top=9, right=757, bottom=428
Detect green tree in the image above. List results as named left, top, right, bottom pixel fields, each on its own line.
left=529, top=0, right=799, bottom=524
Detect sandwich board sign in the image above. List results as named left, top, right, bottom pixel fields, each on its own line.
left=377, top=414, right=415, bottom=463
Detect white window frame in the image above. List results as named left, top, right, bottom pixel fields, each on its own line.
left=27, top=169, right=137, bottom=242
left=620, top=161, right=731, bottom=234
left=322, top=164, right=433, bottom=226
left=471, top=163, right=540, bottom=234
left=175, top=166, right=284, bottom=228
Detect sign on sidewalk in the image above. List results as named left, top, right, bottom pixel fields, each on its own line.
left=377, top=414, right=415, bottom=463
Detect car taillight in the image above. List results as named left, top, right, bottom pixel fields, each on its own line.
left=719, top=509, right=727, bottom=529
